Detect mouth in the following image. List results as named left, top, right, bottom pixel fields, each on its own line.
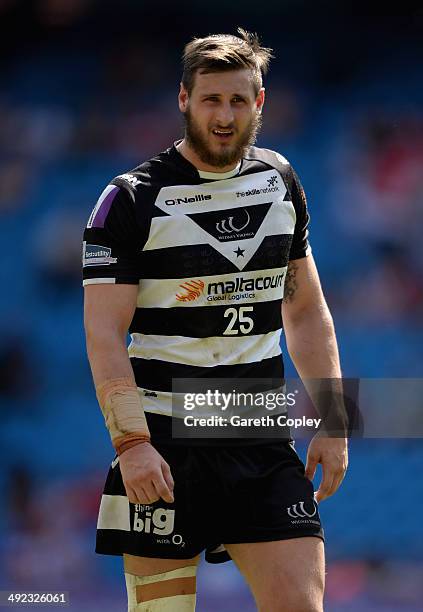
left=211, top=128, right=234, bottom=142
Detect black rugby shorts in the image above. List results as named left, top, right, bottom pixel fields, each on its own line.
left=95, top=441, right=324, bottom=563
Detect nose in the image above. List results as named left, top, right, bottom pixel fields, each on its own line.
left=215, top=102, right=234, bottom=127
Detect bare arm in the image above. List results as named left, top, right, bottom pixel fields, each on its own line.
left=282, top=255, right=348, bottom=502
left=84, top=283, right=138, bottom=385
left=282, top=255, right=341, bottom=379
left=84, top=283, right=174, bottom=504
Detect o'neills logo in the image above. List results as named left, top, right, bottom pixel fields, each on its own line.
left=176, top=280, right=205, bottom=302
left=207, top=273, right=284, bottom=302
left=165, top=194, right=212, bottom=205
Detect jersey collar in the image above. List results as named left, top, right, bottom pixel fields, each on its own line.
left=198, top=163, right=241, bottom=180
left=171, top=141, right=242, bottom=181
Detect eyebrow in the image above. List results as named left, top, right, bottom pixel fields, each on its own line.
left=200, top=93, right=248, bottom=99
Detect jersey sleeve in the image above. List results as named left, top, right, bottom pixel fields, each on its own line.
left=288, top=167, right=311, bottom=261
left=82, top=183, right=141, bottom=286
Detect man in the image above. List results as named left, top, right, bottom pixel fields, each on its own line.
left=83, top=29, right=348, bottom=612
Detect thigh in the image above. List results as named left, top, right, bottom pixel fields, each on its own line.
left=123, top=554, right=200, bottom=611
left=225, top=537, right=325, bottom=612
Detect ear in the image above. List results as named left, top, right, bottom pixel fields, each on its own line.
left=256, top=87, right=265, bottom=114
left=178, top=82, right=189, bottom=113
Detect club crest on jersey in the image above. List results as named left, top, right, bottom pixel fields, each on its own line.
left=215, top=208, right=254, bottom=241
left=175, top=280, right=205, bottom=302
left=188, top=202, right=272, bottom=244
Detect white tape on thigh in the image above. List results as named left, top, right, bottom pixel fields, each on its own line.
left=125, top=566, right=197, bottom=611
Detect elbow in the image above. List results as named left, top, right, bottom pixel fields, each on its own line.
left=287, top=301, right=332, bottom=325
left=84, top=320, right=126, bottom=356
left=284, top=304, right=336, bottom=353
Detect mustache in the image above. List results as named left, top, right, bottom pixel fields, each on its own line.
left=211, top=124, right=236, bottom=130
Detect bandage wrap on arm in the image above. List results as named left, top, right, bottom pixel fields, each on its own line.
left=96, top=377, right=151, bottom=455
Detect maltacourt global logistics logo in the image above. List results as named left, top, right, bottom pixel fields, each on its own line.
left=175, top=272, right=284, bottom=303
left=175, top=280, right=205, bottom=302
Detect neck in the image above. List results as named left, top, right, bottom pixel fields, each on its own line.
left=176, top=138, right=240, bottom=173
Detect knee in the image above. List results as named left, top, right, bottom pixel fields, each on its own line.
left=259, top=601, right=322, bottom=612
left=257, top=582, right=324, bottom=612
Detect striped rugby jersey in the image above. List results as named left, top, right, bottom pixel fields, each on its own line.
left=83, top=143, right=311, bottom=440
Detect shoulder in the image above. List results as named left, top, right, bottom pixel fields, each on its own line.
left=244, top=145, right=295, bottom=182
left=246, top=145, right=290, bottom=167
left=244, top=147, right=308, bottom=213
left=111, top=146, right=190, bottom=199
left=86, top=161, right=155, bottom=231
left=110, top=159, right=159, bottom=201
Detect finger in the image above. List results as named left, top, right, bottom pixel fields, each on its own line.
left=139, top=482, right=160, bottom=505
left=328, top=468, right=347, bottom=497
left=123, top=475, right=148, bottom=505
left=129, top=479, right=158, bottom=505
left=153, top=474, right=174, bottom=504
left=125, top=484, right=142, bottom=506
left=305, top=454, right=319, bottom=481
left=326, top=456, right=348, bottom=497
left=315, top=464, right=335, bottom=503
left=161, top=462, right=175, bottom=493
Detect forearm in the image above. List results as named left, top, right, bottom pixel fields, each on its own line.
left=85, top=327, right=134, bottom=387
left=284, top=304, right=341, bottom=379
left=284, top=304, right=348, bottom=433
left=85, top=327, right=151, bottom=453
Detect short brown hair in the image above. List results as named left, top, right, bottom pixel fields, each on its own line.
left=182, top=28, right=273, bottom=96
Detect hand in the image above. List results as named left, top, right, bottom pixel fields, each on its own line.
left=305, top=435, right=348, bottom=503
left=119, top=442, right=174, bottom=505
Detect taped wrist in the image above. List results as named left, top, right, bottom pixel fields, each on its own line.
left=96, top=377, right=151, bottom=455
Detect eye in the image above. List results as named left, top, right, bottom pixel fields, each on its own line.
left=232, top=96, right=245, bottom=104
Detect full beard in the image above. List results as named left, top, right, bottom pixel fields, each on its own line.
left=183, top=107, right=262, bottom=168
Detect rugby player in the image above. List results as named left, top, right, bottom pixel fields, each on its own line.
left=83, top=28, right=348, bottom=612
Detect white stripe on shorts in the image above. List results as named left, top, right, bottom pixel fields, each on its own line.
left=97, top=494, right=130, bottom=531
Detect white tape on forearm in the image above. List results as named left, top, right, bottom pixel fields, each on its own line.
left=96, top=377, right=151, bottom=454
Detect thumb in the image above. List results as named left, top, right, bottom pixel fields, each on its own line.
left=305, top=453, right=318, bottom=481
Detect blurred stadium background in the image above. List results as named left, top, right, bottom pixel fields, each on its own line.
left=0, top=0, right=423, bottom=610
